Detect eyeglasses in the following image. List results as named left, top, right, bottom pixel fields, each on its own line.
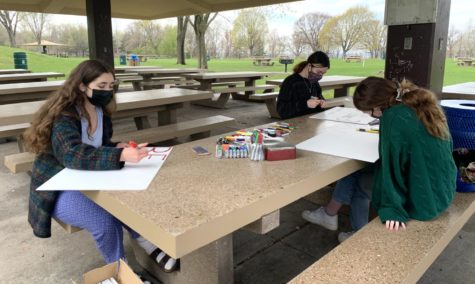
left=309, top=64, right=328, bottom=74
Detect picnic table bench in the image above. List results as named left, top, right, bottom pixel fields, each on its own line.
left=289, top=192, right=475, bottom=283
left=124, top=68, right=202, bottom=91
left=114, top=66, right=160, bottom=74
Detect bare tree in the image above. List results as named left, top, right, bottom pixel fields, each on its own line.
left=176, top=16, right=189, bottom=65
left=231, top=8, right=268, bottom=57
left=140, top=20, right=162, bottom=55
left=206, top=19, right=225, bottom=59
left=221, top=30, right=233, bottom=58
left=0, top=10, right=22, bottom=47
left=446, top=26, right=460, bottom=58
left=361, top=20, right=386, bottom=58
left=266, top=30, right=287, bottom=58
left=294, top=12, right=330, bottom=52
left=291, top=31, right=307, bottom=57
left=321, top=6, right=374, bottom=57
left=24, top=13, right=49, bottom=46
left=189, top=13, right=218, bottom=69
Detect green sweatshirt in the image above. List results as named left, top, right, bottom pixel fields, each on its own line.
left=372, top=104, right=456, bottom=223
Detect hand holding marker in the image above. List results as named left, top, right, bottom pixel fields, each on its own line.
left=119, top=140, right=150, bottom=163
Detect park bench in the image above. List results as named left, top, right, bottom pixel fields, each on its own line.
left=344, top=55, right=362, bottom=63
left=3, top=115, right=235, bottom=175
left=289, top=192, right=475, bottom=283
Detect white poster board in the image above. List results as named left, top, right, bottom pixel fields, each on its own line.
left=37, top=147, right=172, bottom=191
left=296, top=129, right=379, bottom=163
left=310, top=107, right=375, bottom=125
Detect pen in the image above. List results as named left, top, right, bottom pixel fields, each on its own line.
left=357, top=128, right=379, bottom=134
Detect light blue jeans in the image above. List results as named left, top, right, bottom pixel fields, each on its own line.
left=332, top=165, right=374, bottom=231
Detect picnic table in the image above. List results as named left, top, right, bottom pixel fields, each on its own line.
left=0, top=72, right=64, bottom=84
left=253, top=56, right=274, bottom=66
left=0, top=69, right=30, bottom=75
left=0, top=80, right=64, bottom=104
left=124, top=68, right=202, bottom=90
left=82, top=116, right=367, bottom=283
left=266, top=75, right=365, bottom=98
left=456, top=57, right=474, bottom=67
left=0, top=88, right=212, bottom=129
left=442, top=82, right=475, bottom=99
left=182, top=71, right=274, bottom=108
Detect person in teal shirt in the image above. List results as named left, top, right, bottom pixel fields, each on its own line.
left=353, top=76, right=456, bottom=231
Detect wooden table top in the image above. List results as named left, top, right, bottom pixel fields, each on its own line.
left=266, top=75, right=365, bottom=87
left=0, top=72, right=65, bottom=82
left=0, top=88, right=212, bottom=126
left=0, top=69, right=30, bottom=75
left=83, top=116, right=366, bottom=259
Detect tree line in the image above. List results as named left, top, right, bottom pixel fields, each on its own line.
left=1, top=7, right=472, bottom=68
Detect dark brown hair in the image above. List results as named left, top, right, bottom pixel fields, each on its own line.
left=23, top=60, right=116, bottom=154
left=293, top=51, right=330, bottom=73
left=353, top=76, right=449, bottom=139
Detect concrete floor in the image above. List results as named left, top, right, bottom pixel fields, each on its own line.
left=1, top=97, right=474, bottom=283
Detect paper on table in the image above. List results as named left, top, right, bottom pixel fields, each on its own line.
left=296, top=129, right=379, bottom=162
left=310, top=107, right=375, bottom=125
left=37, top=147, right=172, bottom=191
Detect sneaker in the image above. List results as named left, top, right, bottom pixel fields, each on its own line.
left=301, top=207, right=338, bottom=231
left=338, top=231, right=355, bottom=243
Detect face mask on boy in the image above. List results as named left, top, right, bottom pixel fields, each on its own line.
left=87, top=89, right=113, bottom=107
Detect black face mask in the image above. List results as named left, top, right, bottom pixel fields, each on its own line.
left=87, top=89, right=113, bottom=107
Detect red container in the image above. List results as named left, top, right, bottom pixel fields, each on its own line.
left=264, top=142, right=296, bottom=161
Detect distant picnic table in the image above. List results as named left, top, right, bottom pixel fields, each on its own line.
left=456, top=57, right=474, bottom=67
left=344, top=55, right=362, bottom=62
left=253, top=56, right=274, bottom=66
left=0, top=72, right=64, bottom=84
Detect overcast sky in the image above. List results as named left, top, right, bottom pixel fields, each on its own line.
left=51, top=0, right=473, bottom=34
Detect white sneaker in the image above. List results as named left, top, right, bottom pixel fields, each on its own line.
left=338, top=231, right=355, bottom=243
left=302, top=207, right=338, bottom=231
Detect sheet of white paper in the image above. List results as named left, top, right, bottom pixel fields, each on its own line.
left=296, top=129, right=379, bottom=162
left=37, top=147, right=172, bottom=191
left=310, top=107, right=375, bottom=125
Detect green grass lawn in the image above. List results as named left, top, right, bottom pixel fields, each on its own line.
left=1, top=45, right=474, bottom=87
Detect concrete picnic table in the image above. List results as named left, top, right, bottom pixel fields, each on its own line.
left=0, top=69, right=31, bottom=75
left=266, top=75, right=365, bottom=97
left=0, top=80, right=65, bottom=104
left=82, top=115, right=366, bottom=283
left=124, top=68, right=203, bottom=90
left=0, top=88, right=212, bottom=129
left=0, top=72, right=64, bottom=84
left=182, top=71, right=273, bottom=108
left=441, top=82, right=475, bottom=100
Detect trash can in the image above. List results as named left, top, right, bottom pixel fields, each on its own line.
left=119, top=55, right=127, bottom=65
left=13, top=52, right=28, bottom=69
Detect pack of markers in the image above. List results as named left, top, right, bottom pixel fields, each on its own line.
left=215, top=122, right=295, bottom=160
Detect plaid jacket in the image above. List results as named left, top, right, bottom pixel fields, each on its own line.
left=28, top=107, right=124, bottom=238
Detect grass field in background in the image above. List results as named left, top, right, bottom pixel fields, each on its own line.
left=1, top=45, right=474, bottom=87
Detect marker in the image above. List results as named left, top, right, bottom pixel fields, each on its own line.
left=357, top=128, right=379, bottom=134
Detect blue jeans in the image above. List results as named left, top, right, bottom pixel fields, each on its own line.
left=53, top=191, right=139, bottom=263
left=332, top=165, right=374, bottom=231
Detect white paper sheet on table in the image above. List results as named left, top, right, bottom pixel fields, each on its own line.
left=309, top=107, right=375, bottom=125
left=37, top=147, right=172, bottom=191
left=296, top=129, right=379, bottom=162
